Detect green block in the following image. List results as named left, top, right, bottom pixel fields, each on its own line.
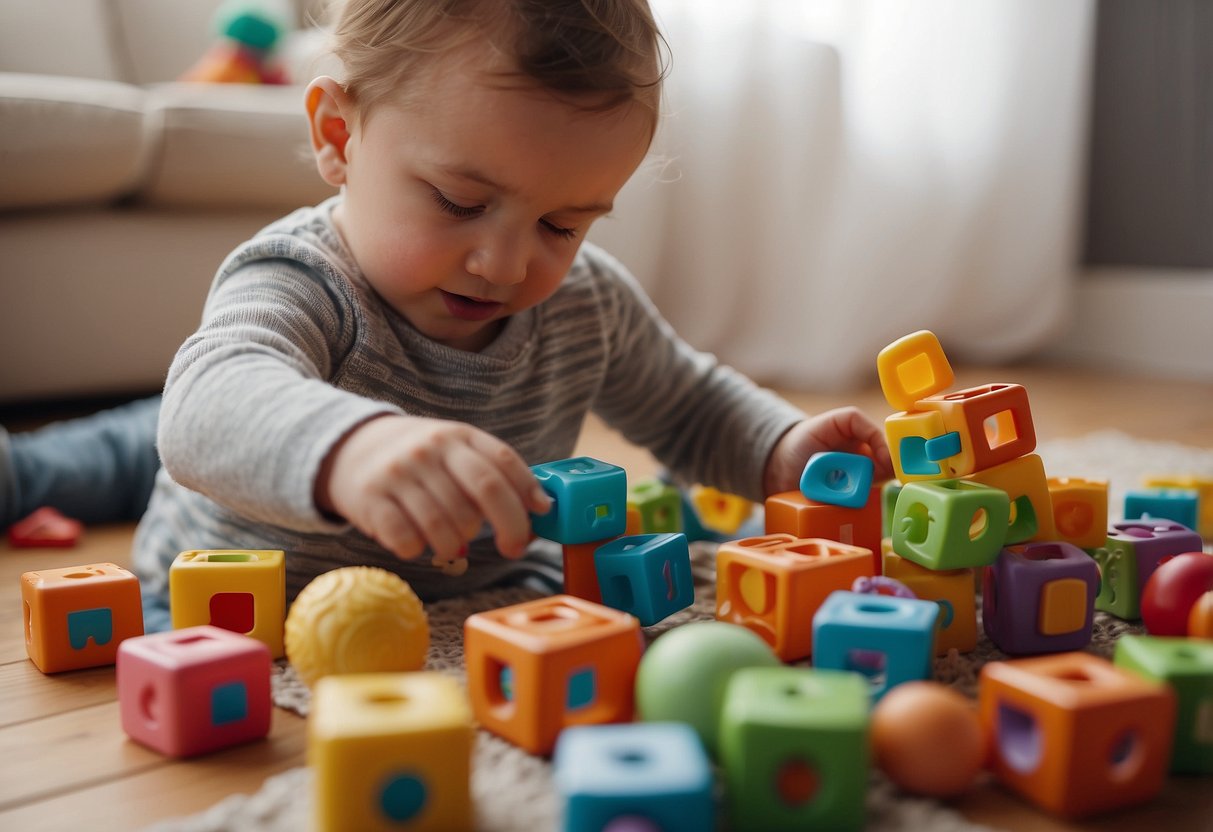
left=891, top=479, right=1010, bottom=570
left=1114, top=635, right=1213, bottom=774
left=1090, top=541, right=1141, bottom=619
left=628, top=480, right=683, bottom=534
left=719, top=667, right=869, bottom=832
left=881, top=480, right=902, bottom=539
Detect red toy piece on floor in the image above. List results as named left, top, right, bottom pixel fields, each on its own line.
left=8, top=507, right=83, bottom=548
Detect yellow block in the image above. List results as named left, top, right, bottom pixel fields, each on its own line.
left=877, top=330, right=955, bottom=413
left=169, top=549, right=285, bottom=658
left=882, top=551, right=977, bottom=654
left=967, top=454, right=1056, bottom=543
left=1039, top=578, right=1089, bottom=635
left=1046, top=477, right=1109, bottom=550
left=885, top=409, right=951, bottom=483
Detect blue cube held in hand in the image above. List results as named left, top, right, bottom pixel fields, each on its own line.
left=800, top=452, right=874, bottom=509
left=595, top=533, right=693, bottom=626
left=531, top=457, right=627, bottom=545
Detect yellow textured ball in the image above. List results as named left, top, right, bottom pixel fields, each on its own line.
left=285, top=566, right=429, bottom=687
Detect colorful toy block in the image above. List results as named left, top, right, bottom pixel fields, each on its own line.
left=594, top=533, right=693, bottom=626
left=21, top=562, right=143, bottom=673
left=464, top=594, right=643, bottom=755
left=627, top=480, right=683, bottom=534
left=691, top=486, right=753, bottom=535
left=979, top=652, right=1176, bottom=819
left=1091, top=520, right=1204, bottom=620
left=169, top=549, right=285, bottom=657
left=885, top=409, right=952, bottom=482
left=1144, top=474, right=1213, bottom=539
left=554, top=722, right=714, bottom=832
left=965, top=453, right=1055, bottom=544
left=982, top=542, right=1100, bottom=655
left=1046, top=476, right=1109, bottom=550
left=310, top=672, right=474, bottom=832
left=1124, top=488, right=1200, bottom=533
left=882, top=551, right=976, bottom=654
left=765, top=488, right=882, bottom=573
left=891, top=479, right=1011, bottom=571
left=877, top=329, right=954, bottom=413
left=719, top=666, right=869, bottom=832
left=880, top=480, right=901, bottom=538
left=117, top=625, right=271, bottom=757
left=716, top=534, right=874, bottom=661
left=799, top=452, right=874, bottom=509
left=560, top=506, right=642, bottom=605
left=1114, top=635, right=1213, bottom=774
left=531, top=457, right=628, bottom=545
left=916, top=383, right=1037, bottom=478
left=811, top=590, right=940, bottom=701
left=8, top=506, right=83, bottom=547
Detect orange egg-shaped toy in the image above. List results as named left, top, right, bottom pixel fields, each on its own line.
left=1190, top=590, right=1213, bottom=639
left=871, top=681, right=987, bottom=798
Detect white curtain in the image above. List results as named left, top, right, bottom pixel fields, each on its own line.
left=588, top=0, right=1096, bottom=390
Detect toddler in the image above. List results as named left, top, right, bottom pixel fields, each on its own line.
left=3, top=0, right=892, bottom=629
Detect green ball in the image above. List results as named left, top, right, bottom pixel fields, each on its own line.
left=635, top=621, right=780, bottom=758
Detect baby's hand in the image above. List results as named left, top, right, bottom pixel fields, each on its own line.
left=763, top=407, right=893, bottom=496
left=315, top=415, right=551, bottom=562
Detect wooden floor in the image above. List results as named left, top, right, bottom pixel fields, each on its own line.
left=1, top=363, right=1210, bottom=831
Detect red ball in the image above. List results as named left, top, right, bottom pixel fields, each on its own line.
left=1141, top=552, right=1213, bottom=636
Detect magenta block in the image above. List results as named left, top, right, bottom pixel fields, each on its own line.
left=117, top=625, right=272, bottom=757
left=982, top=542, right=1100, bottom=655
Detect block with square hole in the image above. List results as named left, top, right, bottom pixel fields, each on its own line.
left=876, top=330, right=955, bottom=413
left=981, top=542, right=1099, bottom=655
left=882, top=552, right=976, bottom=654
left=1124, top=488, right=1200, bottom=534
left=719, top=666, right=870, bottom=832
left=309, top=672, right=473, bottom=831
left=553, top=722, right=714, bottom=832
left=811, top=590, right=939, bottom=702
left=978, top=652, right=1175, bottom=819
left=1144, top=474, right=1213, bottom=539
left=21, top=562, right=144, bottom=673
left=916, top=383, right=1037, bottom=478
left=799, top=452, right=875, bottom=509
left=1114, top=635, right=1213, bottom=774
left=884, top=410, right=952, bottom=483
left=464, top=595, right=643, bottom=755
left=891, top=479, right=1010, bottom=570
left=116, top=624, right=271, bottom=757
left=530, top=457, right=628, bottom=545
left=1090, top=520, right=1203, bottom=620
left=716, top=534, right=873, bottom=662
left=765, top=488, right=882, bottom=574
left=627, top=480, right=683, bottom=534
left=964, top=453, right=1055, bottom=544
left=1046, top=476, right=1109, bottom=550
left=593, top=533, right=693, bottom=626
left=691, top=486, right=753, bottom=535
left=169, top=549, right=285, bottom=657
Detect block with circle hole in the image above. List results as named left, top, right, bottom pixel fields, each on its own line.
left=880, top=480, right=901, bottom=538
left=978, top=652, right=1176, bottom=819
left=594, top=533, right=693, bottom=626
left=916, top=383, right=1037, bottom=478
left=877, top=329, right=955, bottom=413
left=882, top=551, right=976, bottom=654
left=1090, top=520, right=1204, bottom=620
left=464, top=594, right=643, bottom=755
left=309, top=671, right=473, bottom=831
left=554, top=722, right=714, bottom=832
left=1114, top=635, right=1213, bottom=774
left=21, top=562, right=144, bottom=674
left=891, top=479, right=1010, bottom=571
left=965, top=453, right=1055, bottom=544
left=627, top=480, right=684, bottom=535
left=982, top=542, right=1100, bottom=655
left=765, top=488, right=882, bottom=574
left=719, top=666, right=870, bottom=832
left=116, top=625, right=271, bottom=758
left=716, top=535, right=874, bottom=662
left=1123, top=488, right=1200, bottom=535
left=169, top=549, right=285, bottom=658
left=799, top=451, right=875, bottom=510
left=1046, top=477, right=1109, bottom=550
left=530, top=457, right=628, bottom=545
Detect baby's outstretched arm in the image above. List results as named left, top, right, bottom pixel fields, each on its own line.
left=762, top=406, right=894, bottom=496
left=314, top=415, right=551, bottom=562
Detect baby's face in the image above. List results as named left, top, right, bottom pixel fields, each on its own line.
left=332, top=48, right=653, bottom=352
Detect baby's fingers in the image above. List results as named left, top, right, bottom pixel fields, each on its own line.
left=362, top=496, right=426, bottom=560
left=447, top=442, right=536, bottom=559
left=465, top=431, right=552, bottom=515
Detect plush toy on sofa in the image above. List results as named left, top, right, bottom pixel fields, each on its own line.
left=180, top=0, right=289, bottom=85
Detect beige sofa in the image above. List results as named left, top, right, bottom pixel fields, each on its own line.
left=0, top=0, right=337, bottom=402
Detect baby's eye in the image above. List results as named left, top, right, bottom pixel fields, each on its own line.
left=540, top=218, right=577, bottom=240
left=430, top=187, right=483, bottom=219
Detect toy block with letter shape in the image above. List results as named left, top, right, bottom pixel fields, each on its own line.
left=916, top=383, right=1037, bottom=478
left=877, top=329, right=955, bottom=413
left=965, top=453, right=1055, bottom=544
left=882, top=551, right=976, bottom=654
left=594, top=533, right=693, bottom=626
left=1046, top=477, right=1109, bottom=550
left=531, top=457, right=628, bottom=544
left=982, top=542, right=1100, bottom=655
left=979, top=652, right=1175, bottom=819
left=765, top=488, right=882, bottom=573
left=464, top=595, right=643, bottom=755
left=310, top=672, right=473, bottom=832
left=1090, top=520, right=1203, bottom=620
left=22, top=562, right=144, bottom=673
left=169, top=549, right=285, bottom=657
left=891, top=479, right=1010, bottom=571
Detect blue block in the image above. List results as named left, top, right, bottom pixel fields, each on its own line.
left=812, top=591, right=939, bottom=702
left=211, top=680, right=249, bottom=725
left=67, top=607, right=113, bottom=649
left=595, top=533, right=693, bottom=626
left=924, top=431, right=962, bottom=462
left=898, top=436, right=941, bottom=476
left=1124, top=489, right=1200, bottom=533
left=531, top=457, right=628, bottom=545
left=800, top=452, right=874, bottom=509
left=554, top=723, right=714, bottom=832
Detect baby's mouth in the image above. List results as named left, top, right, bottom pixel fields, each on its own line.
left=440, top=290, right=504, bottom=322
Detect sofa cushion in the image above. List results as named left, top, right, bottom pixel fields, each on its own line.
left=0, top=0, right=126, bottom=81
left=0, top=74, right=148, bottom=210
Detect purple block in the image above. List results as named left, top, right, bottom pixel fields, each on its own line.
left=1109, top=519, right=1204, bottom=592
left=982, top=542, right=1100, bottom=655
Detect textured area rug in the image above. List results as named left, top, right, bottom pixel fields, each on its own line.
left=144, top=431, right=1213, bottom=832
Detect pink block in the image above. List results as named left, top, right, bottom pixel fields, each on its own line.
left=117, top=625, right=272, bottom=757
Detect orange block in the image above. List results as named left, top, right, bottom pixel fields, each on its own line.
left=882, top=551, right=976, bottom=654
left=979, top=652, right=1175, bottom=819
left=918, top=383, right=1037, bottom=478
left=716, top=534, right=873, bottom=661
left=764, top=488, right=881, bottom=574
left=560, top=506, right=642, bottom=604
left=22, top=562, right=144, bottom=673
left=464, top=594, right=643, bottom=755
left=1046, top=477, right=1109, bottom=550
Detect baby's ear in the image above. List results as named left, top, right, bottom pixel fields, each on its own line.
left=306, top=77, right=353, bottom=187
